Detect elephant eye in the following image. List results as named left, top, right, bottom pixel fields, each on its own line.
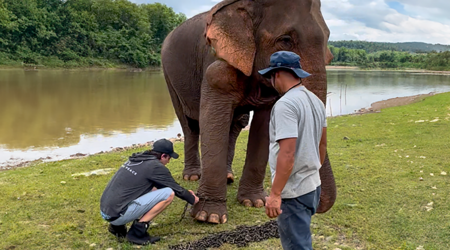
left=276, top=35, right=293, bottom=49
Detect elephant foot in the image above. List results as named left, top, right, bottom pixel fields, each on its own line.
left=182, top=167, right=201, bottom=182
left=190, top=197, right=228, bottom=224
left=237, top=189, right=266, bottom=208
left=227, top=172, right=234, bottom=185
left=183, top=174, right=200, bottom=181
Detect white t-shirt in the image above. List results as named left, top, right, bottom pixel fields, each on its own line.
left=269, top=86, right=327, bottom=199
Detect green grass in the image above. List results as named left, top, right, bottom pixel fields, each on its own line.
left=1, top=93, right=450, bottom=250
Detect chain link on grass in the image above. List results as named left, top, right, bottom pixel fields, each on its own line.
left=168, top=220, right=279, bottom=250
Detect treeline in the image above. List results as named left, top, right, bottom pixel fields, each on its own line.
left=329, top=41, right=450, bottom=54
left=0, top=0, right=186, bottom=68
left=329, top=46, right=450, bottom=71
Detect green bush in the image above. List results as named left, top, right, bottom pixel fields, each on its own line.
left=41, top=56, right=65, bottom=67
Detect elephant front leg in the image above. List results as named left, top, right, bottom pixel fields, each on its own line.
left=190, top=61, right=243, bottom=224
left=237, top=107, right=271, bottom=208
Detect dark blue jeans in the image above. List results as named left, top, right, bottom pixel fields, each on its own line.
left=277, top=186, right=321, bottom=250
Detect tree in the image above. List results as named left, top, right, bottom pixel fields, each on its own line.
left=0, top=0, right=187, bottom=68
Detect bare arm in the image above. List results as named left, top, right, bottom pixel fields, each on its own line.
left=271, top=138, right=297, bottom=196
left=319, top=127, right=327, bottom=165
left=266, top=138, right=296, bottom=218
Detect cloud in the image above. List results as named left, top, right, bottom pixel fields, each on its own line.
left=130, top=0, right=450, bottom=45
left=398, top=0, right=450, bottom=24
left=321, top=0, right=450, bottom=44
left=132, top=0, right=216, bottom=17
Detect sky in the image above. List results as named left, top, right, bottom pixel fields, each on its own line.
left=130, top=0, right=450, bottom=45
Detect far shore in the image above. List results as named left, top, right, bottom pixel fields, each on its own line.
left=0, top=65, right=161, bottom=72
left=2, top=65, right=450, bottom=75
left=326, top=65, right=450, bottom=75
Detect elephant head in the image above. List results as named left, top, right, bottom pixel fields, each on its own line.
left=205, top=0, right=333, bottom=102
left=204, top=0, right=336, bottom=213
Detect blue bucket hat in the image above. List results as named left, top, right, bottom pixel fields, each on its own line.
left=258, top=51, right=311, bottom=79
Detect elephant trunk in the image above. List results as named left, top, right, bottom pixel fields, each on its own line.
left=317, top=153, right=336, bottom=213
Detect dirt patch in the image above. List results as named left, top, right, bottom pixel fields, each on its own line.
left=355, top=92, right=436, bottom=114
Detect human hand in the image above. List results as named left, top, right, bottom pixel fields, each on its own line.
left=265, top=194, right=282, bottom=218
left=189, top=190, right=199, bottom=204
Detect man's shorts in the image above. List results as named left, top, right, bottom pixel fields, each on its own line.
left=107, top=187, right=173, bottom=226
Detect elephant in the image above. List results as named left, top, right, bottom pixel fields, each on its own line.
left=161, top=0, right=336, bottom=224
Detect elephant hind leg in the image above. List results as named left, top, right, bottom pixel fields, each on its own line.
left=182, top=117, right=201, bottom=181
left=226, top=112, right=250, bottom=184
left=165, top=80, right=201, bottom=181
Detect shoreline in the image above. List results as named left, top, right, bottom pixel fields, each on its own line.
left=0, top=65, right=161, bottom=72
left=350, top=92, right=436, bottom=115
left=1, top=91, right=442, bottom=170
left=2, top=65, right=450, bottom=75
left=0, top=136, right=185, bottom=172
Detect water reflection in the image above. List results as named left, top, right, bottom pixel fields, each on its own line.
left=0, top=69, right=176, bottom=150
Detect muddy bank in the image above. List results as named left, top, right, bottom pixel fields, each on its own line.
left=354, top=92, right=436, bottom=115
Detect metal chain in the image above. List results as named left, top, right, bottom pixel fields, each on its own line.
left=179, top=202, right=190, bottom=222
left=168, top=220, right=280, bottom=250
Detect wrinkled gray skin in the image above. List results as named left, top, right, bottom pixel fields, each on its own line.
left=161, top=0, right=336, bottom=224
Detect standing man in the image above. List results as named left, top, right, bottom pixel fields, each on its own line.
left=100, top=139, right=199, bottom=245
left=259, top=51, right=327, bottom=250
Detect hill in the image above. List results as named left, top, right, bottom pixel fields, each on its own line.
left=329, top=41, right=450, bottom=53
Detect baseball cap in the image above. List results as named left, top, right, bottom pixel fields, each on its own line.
left=258, top=51, right=311, bottom=79
left=152, top=139, right=179, bottom=159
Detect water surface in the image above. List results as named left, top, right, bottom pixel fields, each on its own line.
left=0, top=69, right=180, bottom=166
left=1, top=69, right=449, bottom=166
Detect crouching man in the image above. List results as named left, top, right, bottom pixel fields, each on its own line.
left=100, top=139, right=199, bottom=245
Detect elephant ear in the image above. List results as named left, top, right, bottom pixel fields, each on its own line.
left=311, top=0, right=334, bottom=65
left=205, top=0, right=255, bottom=76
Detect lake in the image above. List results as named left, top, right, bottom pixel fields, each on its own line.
left=1, top=69, right=450, bottom=167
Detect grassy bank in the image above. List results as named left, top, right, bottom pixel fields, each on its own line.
left=1, top=93, right=449, bottom=250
